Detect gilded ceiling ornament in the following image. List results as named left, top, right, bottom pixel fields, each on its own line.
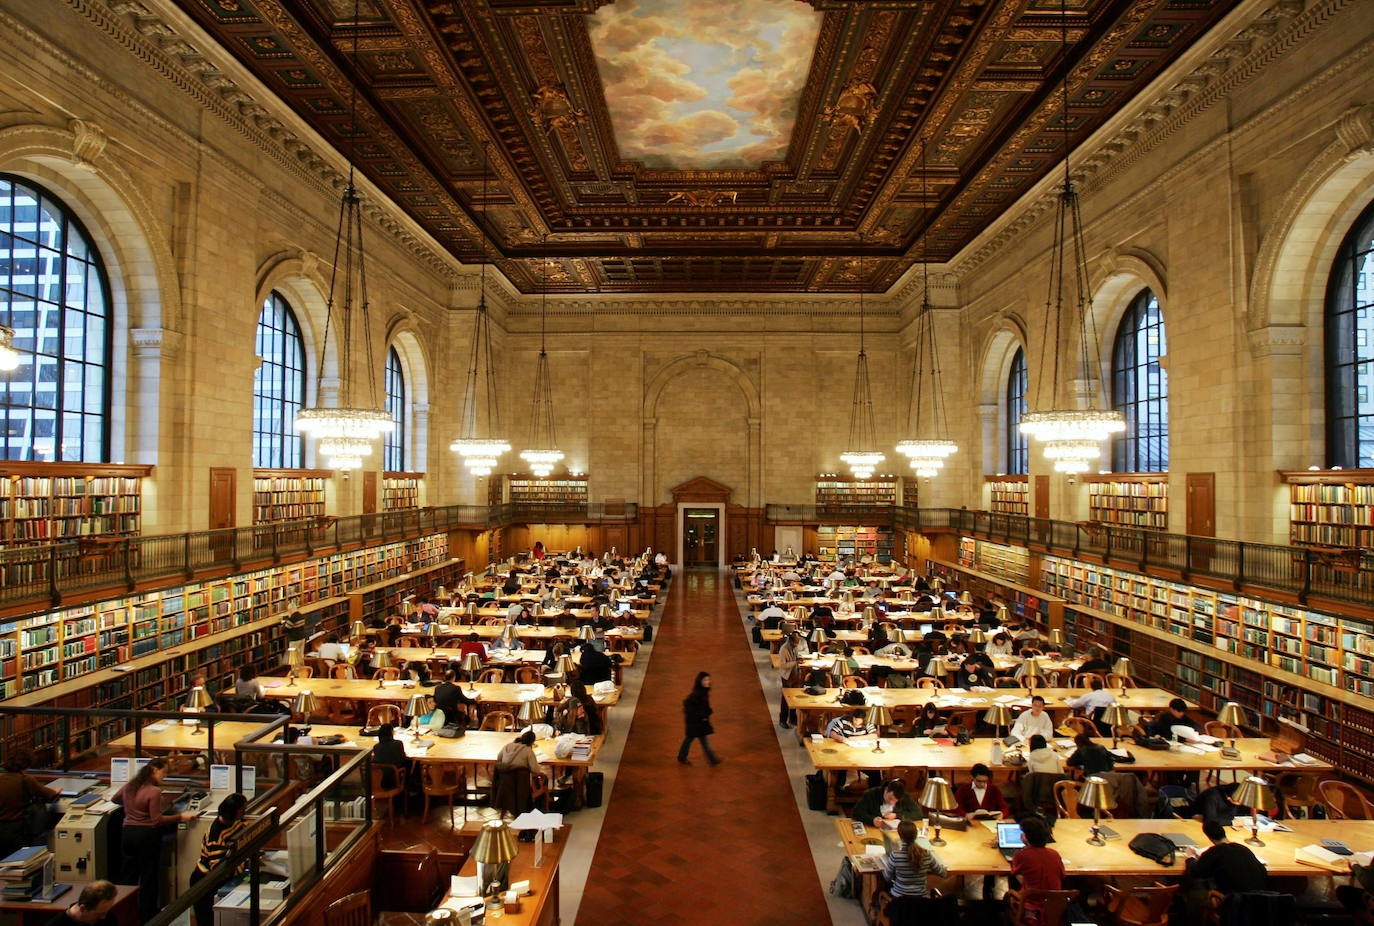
left=529, top=83, right=585, bottom=132
left=665, top=190, right=738, bottom=207
left=821, top=79, right=879, bottom=134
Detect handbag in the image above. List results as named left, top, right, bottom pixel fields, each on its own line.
left=1128, top=832, right=1176, bottom=866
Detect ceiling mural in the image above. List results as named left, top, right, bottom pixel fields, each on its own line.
left=588, top=0, right=822, bottom=169
left=169, top=0, right=1244, bottom=294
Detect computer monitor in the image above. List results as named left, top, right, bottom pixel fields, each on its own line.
left=918, top=623, right=934, bottom=636
left=617, top=601, right=634, bottom=613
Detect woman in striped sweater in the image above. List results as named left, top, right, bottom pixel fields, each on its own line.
left=882, top=820, right=948, bottom=925
left=188, top=793, right=249, bottom=926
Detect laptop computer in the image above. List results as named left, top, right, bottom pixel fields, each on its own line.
left=996, top=822, right=1026, bottom=860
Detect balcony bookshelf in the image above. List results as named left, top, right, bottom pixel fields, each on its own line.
left=382, top=472, right=423, bottom=511
left=816, top=525, right=894, bottom=564
left=925, top=558, right=1060, bottom=636
left=816, top=475, right=898, bottom=508
left=985, top=476, right=1029, bottom=516
left=252, top=469, right=328, bottom=525
left=1086, top=473, right=1168, bottom=531
left=1282, top=469, right=1374, bottom=549
left=507, top=475, right=588, bottom=507
left=0, top=462, right=151, bottom=546
left=957, top=536, right=1032, bottom=585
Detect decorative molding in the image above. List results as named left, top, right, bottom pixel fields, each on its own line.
left=129, top=326, right=182, bottom=359
left=68, top=118, right=107, bottom=165
left=1246, top=324, right=1307, bottom=358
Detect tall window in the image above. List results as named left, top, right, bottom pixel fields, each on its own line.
left=1327, top=200, right=1374, bottom=468
left=1111, top=289, right=1169, bottom=472
left=1005, top=347, right=1028, bottom=475
left=253, top=292, right=305, bottom=468
left=384, top=347, right=406, bottom=472
left=0, top=175, right=111, bottom=462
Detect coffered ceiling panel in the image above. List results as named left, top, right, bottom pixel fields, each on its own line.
left=171, top=0, right=1242, bottom=293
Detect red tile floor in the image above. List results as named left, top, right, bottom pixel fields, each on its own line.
left=575, top=568, right=831, bottom=925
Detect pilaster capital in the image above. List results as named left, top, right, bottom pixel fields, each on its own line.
left=130, top=327, right=182, bottom=359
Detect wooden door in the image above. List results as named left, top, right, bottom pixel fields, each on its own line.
left=683, top=509, right=719, bottom=566
left=1033, top=475, right=1049, bottom=520
left=209, top=467, right=235, bottom=563
left=362, top=471, right=378, bottom=515
left=1187, top=472, right=1216, bottom=571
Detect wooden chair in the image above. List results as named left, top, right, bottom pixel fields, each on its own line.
left=372, top=667, right=400, bottom=681
left=367, top=704, right=403, bottom=728
left=1274, top=771, right=1322, bottom=818
left=1204, top=721, right=1240, bottom=740
left=330, top=664, right=357, bottom=680
left=370, top=764, right=406, bottom=826
left=1320, top=779, right=1374, bottom=820
left=1074, top=673, right=1104, bottom=689
left=307, top=657, right=333, bottom=677
left=478, top=668, right=506, bottom=684
left=1006, top=888, right=1080, bottom=926
left=1053, top=779, right=1116, bottom=820
left=287, top=665, right=314, bottom=680
left=994, top=677, right=1022, bottom=688
left=916, top=677, right=944, bottom=689
left=850, top=646, right=871, bottom=655
left=420, top=763, right=464, bottom=827
left=1102, top=883, right=1178, bottom=926
left=530, top=772, right=551, bottom=812
left=841, top=675, right=867, bottom=689
left=1060, top=716, right=1098, bottom=738
left=397, top=637, right=423, bottom=648
left=325, top=697, right=361, bottom=725
left=515, top=666, right=542, bottom=683
left=480, top=710, right=515, bottom=732
left=1044, top=668, right=1073, bottom=688
left=324, top=890, right=371, bottom=926
left=1106, top=673, right=1135, bottom=689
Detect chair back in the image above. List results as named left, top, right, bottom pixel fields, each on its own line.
left=330, top=664, right=356, bottom=680
left=1319, top=779, right=1374, bottom=820
left=1053, top=780, right=1082, bottom=818
left=841, top=674, right=866, bottom=689
left=367, top=704, right=403, bottom=728
left=1106, top=673, right=1135, bottom=689
left=994, top=677, right=1021, bottom=688
left=478, top=668, right=506, bottom=684
left=421, top=763, right=463, bottom=794
left=1110, top=883, right=1178, bottom=926
left=1074, top=672, right=1104, bottom=689
left=397, top=637, right=422, bottom=648
left=1014, top=889, right=1080, bottom=926
left=1204, top=720, right=1241, bottom=740
left=292, top=666, right=315, bottom=680
left=916, top=677, right=944, bottom=689
left=372, top=667, right=400, bottom=681
left=1061, top=716, right=1097, bottom=737
left=515, top=666, right=542, bottom=683
left=480, top=710, right=515, bottom=731
left=324, top=890, right=371, bottom=926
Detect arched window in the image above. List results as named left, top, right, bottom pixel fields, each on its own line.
left=1005, top=347, right=1028, bottom=475
left=384, top=346, right=406, bottom=472
left=0, top=175, right=112, bottom=462
left=1111, top=289, right=1169, bottom=472
left=253, top=292, right=306, bottom=468
left=1326, top=199, right=1374, bottom=468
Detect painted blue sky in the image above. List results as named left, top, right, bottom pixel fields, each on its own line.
left=589, top=0, right=822, bottom=169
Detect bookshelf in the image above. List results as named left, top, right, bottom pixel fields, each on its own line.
left=816, top=475, right=898, bottom=507
left=382, top=472, right=423, bottom=511
left=816, top=525, right=894, bottom=564
left=0, top=462, right=150, bottom=545
left=1040, top=555, right=1374, bottom=779
left=1282, top=469, right=1374, bottom=549
left=1086, top=474, right=1168, bottom=530
left=0, top=534, right=452, bottom=702
left=507, top=475, right=588, bottom=507
left=957, top=537, right=1031, bottom=585
left=985, top=476, right=1029, bottom=516
left=926, top=558, right=1059, bottom=635
left=252, top=469, right=328, bottom=524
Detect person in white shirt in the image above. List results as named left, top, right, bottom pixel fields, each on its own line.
left=985, top=633, right=1015, bottom=657
left=1010, top=696, right=1055, bottom=743
left=826, top=569, right=846, bottom=586
left=316, top=635, right=343, bottom=662
left=1066, top=678, right=1118, bottom=729
left=1025, top=734, right=1064, bottom=774
left=757, top=602, right=786, bottom=626
left=506, top=601, right=524, bottom=620
left=654, top=552, right=667, bottom=566
left=875, top=641, right=912, bottom=658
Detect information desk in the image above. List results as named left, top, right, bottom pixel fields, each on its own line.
left=442, top=822, right=568, bottom=926
left=806, top=736, right=1332, bottom=776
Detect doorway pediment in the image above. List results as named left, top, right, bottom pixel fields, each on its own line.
left=670, top=476, right=732, bottom=504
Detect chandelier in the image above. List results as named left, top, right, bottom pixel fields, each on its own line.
left=896, top=138, right=958, bottom=479
left=294, top=2, right=391, bottom=468
left=0, top=325, right=18, bottom=372
left=839, top=237, right=885, bottom=480
left=1019, top=2, right=1124, bottom=473
left=519, top=246, right=564, bottom=478
left=450, top=142, right=511, bottom=476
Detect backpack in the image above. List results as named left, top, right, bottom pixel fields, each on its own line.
left=1128, top=832, right=1176, bottom=866
left=840, top=689, right=867, bottom=707
left=828, top=856, right=857, bottom=899
left=1154, top=784, right=1197, bottom=819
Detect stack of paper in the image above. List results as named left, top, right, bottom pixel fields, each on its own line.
left=1296, top=844, right=1350, bottom=871
left=571, top=738, right=592, bottom=761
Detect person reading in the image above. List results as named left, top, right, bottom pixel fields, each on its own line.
left=955, top=763, right=1010, bottom=821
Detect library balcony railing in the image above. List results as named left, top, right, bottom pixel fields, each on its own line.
left=0, top=501, right=638, bottom=610
left=762, top=504, right=1373, bottom=609
left=0, top=704, right=373, bottom=926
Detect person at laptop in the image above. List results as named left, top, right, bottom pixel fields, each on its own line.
left=1146, top=698, right=1203, bottom=739
left=1065, top=678, right=1118, bottom=732
left=852, top=779, right=923, bottom=829
left=1010, top=696, right=1055, bottom=744
left=316, top=634, right=344, bottom=662
left=955, top=764, right=1010, bottom=821
left=1008, top=816, right=1066, bottom=902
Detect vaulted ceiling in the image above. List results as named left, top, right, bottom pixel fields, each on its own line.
left=171, top=0, right=1241, bottom=293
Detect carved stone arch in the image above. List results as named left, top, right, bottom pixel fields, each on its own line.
left=383, top=313, right=433, bottom=473
left=0, top=120, right=190, bottom=465
left=1088, top=246, right=1170, bottom=385
left=977, top=314, right=1029, bottom=476
left=255, top=248, right=336, bottom=404
left=1250, top=103, right=1374, bottom=333
left=641, top=351, right=761, bottom=508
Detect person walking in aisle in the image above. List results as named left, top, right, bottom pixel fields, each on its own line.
left=678, top=672, right=721, bottom=765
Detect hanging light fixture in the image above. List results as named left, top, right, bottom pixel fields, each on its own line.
left=1019, top=1, right=1123, bottom=473
left=0, top=325, right=19, bottom=372
left=519, top=244, right=564, bottom=479
left=896, top=137, right=958, bottom=479
left=450, top=142, right=511, bottom=476
left=294, top=1, right=392, bottom=469
left=839, top=236, right=885, bottom=480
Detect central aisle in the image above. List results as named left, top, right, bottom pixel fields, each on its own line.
left=575, top=568, right=831, bottom=925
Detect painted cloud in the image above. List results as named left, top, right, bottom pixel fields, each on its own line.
left=589, top=0, right=822, bottom=169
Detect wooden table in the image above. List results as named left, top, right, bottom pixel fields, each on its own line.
left=262, top=677, right=621, bottom=710
left=441, top=823, right=568, bottom=926
left=806, top=736, right=1331, bottom=776
left=795, top=654, right=1081, bottom=676
left=367, top=647, right=635, bottom=670
left=370, top=624, right=644, bottom=642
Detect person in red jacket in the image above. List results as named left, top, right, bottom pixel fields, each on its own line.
left=458, top=633, right=487, bottom=662
left=954, top=763, right=1010, bottom=821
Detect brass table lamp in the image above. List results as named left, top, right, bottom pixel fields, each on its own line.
left=186, top=686, right=214, bottom=735
left=1079, top=775, right=1115, bottom=845
left=285, top=645, right=305, bottom=685
left=471, top=819, right=519, bottom=895
left=985, top=704, right=1014, bottom=742
left=1234, top=776, right=1278, bottom=846
left=405, top=693, right=429, bottom=732
left=918, top=777, right=957, bottom=846
left=1112, top=657, right=1133, bottom=695
left=291, top=690, right=319, bottom=726
left=866, top=704, right=893, bottom=754
left=1216, top=702, right=1245, bottom=758
left=1102, top=704, right=1133, bottom=749
left=1049, top=628, right=1064, bottom=649
left=967, top=627, right=988, bottom=647
left=516, top=698, right=540, bottom=728
left=351, top=620, right=366, bottom=640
